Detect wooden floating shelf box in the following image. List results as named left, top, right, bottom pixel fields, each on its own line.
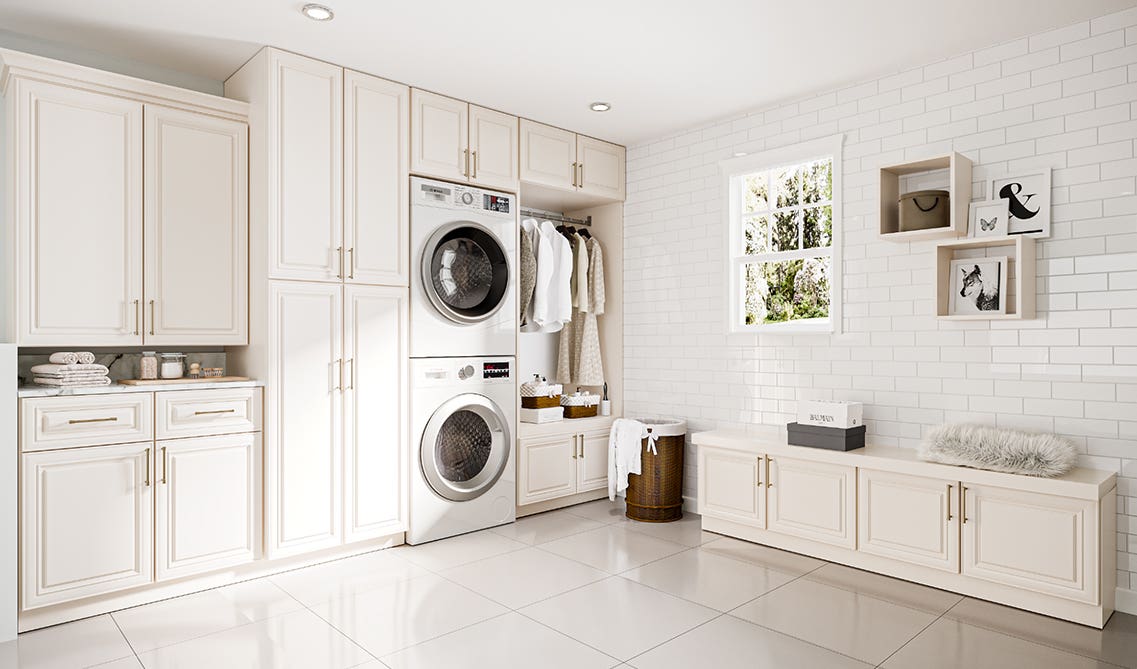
left=934, top=235, right=1036, bottom=320
left=879, top=152, right=972, bottom=241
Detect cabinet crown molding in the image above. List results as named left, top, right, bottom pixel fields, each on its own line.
left=0, top=47, right=248, bottom=120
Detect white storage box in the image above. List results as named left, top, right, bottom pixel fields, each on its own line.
left=520, top=407, right=564, bottom=424
left=797, top=400, right=863, bottom=429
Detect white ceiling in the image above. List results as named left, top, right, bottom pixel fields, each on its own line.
left=0, top=0, right=1134, bottom=145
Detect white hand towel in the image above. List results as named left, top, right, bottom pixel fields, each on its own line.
left=76, top=352, right=96, bottom=365
left=48, top=352, right=79, bottom=365
left=608, top=418, right=646, bottom=501
left=32, top=377, right=112, bottom=387
left=30, top=363, right=110, bottom=376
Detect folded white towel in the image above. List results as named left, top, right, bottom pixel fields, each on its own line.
left=32, top=377, right=112, bottom=387
left=77, top=352, right=96, bottom=365
left=48, top=352, right=79, bottom=365
left=33, top=372, right=109, bottom=382
left=30, top=363, right=109, bottom=376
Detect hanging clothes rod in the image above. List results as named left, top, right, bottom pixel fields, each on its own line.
left=519, top=208, right=592, bottom=227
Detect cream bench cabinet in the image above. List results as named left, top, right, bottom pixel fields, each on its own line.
left=693, top=430, right=1117, bottom=628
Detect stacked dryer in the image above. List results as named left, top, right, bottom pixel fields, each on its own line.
left=407, top=177, right=518, bottom=544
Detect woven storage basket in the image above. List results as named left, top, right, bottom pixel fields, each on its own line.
left=564, top=405, right=598, bottom=419
left=522, top=396, right=560, bottom=409
left=626, top=418, right=687, bottom=523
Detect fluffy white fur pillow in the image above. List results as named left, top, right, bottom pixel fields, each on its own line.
left=918, top=424, right=1077, bottom=478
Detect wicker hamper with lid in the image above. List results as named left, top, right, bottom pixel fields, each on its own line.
left=626, top=418, right=688, bottom=523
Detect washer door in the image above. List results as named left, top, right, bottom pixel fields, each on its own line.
left=422, top=222, right=510, bottom=324
left=420, top=393, right=511, bottom=502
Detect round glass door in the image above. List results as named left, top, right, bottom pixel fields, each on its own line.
left=422, top=222, right=509, bottom=324
left=420, top=394, right=511, bottom=502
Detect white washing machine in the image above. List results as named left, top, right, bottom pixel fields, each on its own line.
left=410, top=177, right=517, bottom=358
left=408, top=356, right=516, bottom=544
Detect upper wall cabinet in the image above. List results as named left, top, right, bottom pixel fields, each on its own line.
left=411, top=88, right=518, bottom=191
left=226, top=50, right=409, bottom=287
left=144, top=106, right=248, bottom=345
left=268, top=51, right=344, bottom=282
left=520, top=119, right=625, bottom=201
left=2, top=51, right=250, bottom=346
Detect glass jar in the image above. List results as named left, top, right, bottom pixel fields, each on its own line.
left=159, top=353, right=186, bottom=379
left=139, top=351, right=159, bottom=380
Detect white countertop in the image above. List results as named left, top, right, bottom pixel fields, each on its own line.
left=18, top=379, right=264, bottom=398
left=692, top=428, right=1117, bottom=500
left=518, top=414, right=616, bottom=438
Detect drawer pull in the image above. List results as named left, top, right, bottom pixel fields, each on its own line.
left=961, top=485, right=968, bottom=524
left=766, top=457, right=774, bottom=488
left=68, top=416, right=118, bottom=425
left=161, top=447, right=168, bottom=485
left=144, top=448, right=151, bottom=487
left=194, top=409, right=236, bottom=416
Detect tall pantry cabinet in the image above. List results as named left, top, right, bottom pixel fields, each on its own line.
left=225, top=48, right=409, bottom=557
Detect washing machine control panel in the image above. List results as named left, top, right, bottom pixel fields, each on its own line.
left=482, top=361, right=511, bottom=380
left=414, top=358, right=513, bottom=386
left=417, top=181, right=513, bottom=216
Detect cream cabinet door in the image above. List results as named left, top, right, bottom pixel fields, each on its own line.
left=13, top=79, right=143, bottom=345
left=411, top=89, right=468, bottom=182
left=344, top=71, right=409, bottom=286
left=576, top=429, right=609, bottom=493
left=469, top=105, right=518, bottom=191
left=961, top=484, right=1098, bottom=604
left=156, top=433, right=259, bottom=581
left=269, top=50, right=343, bottom=282
left=517, top=435, right=577, bottom=505
left=343, top=285, right=407, bottom=542
left=21, top=443, right=153, bottom=609
left=519, top=119, right=576, bottom=191
left=576, top=135, right=625, bottom=200
left=697, top=447, right=765, bottom=527
left=858, top=469, right=959, bottom=572
left=767, top=456, right=856, bottom=548
left=144, top=105, right=248, bottom=345
left=266, top=281, right=343, bottom=557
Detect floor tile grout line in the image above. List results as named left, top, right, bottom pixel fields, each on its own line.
left=105, top=613, right=142, bottom=666
left=271, top=575, right=383, bottom=665
left=510, top=608, right=627, bottom=666
left=724, top=613, right=880, bottom=667
left=619, top=611, right=729, bottom=666
left=374, top=610, right=516, bottom=664
left=795, top=571, right=967, bottom=619
left=871, top=595, right=963, bottom=668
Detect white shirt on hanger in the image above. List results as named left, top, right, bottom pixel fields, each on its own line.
left=539, top=220, right=573, bottom=333
left=521, top=218, right=554, bottom=332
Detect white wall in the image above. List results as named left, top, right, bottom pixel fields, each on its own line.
left=624, top=7, right=1137, bottom=599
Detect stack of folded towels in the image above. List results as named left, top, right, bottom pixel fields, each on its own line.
left=31, top=352, right=111, bottom=387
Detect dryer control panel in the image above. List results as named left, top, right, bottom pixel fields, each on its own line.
left=415, top=178, right=514, bottom=217
left=412, top=357, right=514, bottom=387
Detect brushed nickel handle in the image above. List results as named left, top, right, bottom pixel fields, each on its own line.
left=571, top=162, right=578, bottom=187
left=161, top=447, right=168, bottom=485
left=194, top=409, right=236, bottom=416
left=336, top=359, right=344, bottom=391
left=572, top=435, right=579, bottom=459
left=133, top=299, right=140, bottom=336
left=348, top=248, right=355, bottom=279
left=961, top=485, right=968, bottom=524
left=766, top=457, right=774, bottom=488
left=149, top=299, right=156, bottom=336
left=756, top=457, right=763, bottom=487
left=472, top=150, right=478, bottom=179
left=946, top=484, right=953, bottom=522
left=346, top=358, right=354, bottom=390
left=578, top=162, right=584, bottom=188
left=579, top=434, right=585, bottom=458
left=336, top=246, right=344, bottom=279
left=69, top=416, right=118, bottom=425
left=144, top=448, right=151, bottom=487
left=463, top=149, right=469, bottom=177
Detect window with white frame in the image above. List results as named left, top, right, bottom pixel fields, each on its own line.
left=724, top=135, right=842, bottom=333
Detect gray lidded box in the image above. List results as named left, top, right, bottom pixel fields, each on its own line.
left=787, top=422, right=865, bottom=451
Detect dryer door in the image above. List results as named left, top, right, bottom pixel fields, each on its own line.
left=422, top=222, right=510, bottom=324
left=420, top=393, right=511, bottom=502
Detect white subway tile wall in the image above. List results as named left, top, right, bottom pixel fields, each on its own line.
left=623, top=7, right=1137, bottom=595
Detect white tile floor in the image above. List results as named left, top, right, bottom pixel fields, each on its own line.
left=2, top=498, right=1136, bottom=668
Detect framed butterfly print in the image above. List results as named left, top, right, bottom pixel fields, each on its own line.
left=969, top=200, right=1009, bottom=239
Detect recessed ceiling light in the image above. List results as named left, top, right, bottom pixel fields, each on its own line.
left=589, top=102, right=611, bottom=112
left=301, top=3, right=334, bottom=21
left=733, top=152, right=748, bottom=157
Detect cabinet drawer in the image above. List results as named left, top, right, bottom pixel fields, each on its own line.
left=21, top=394, right=154, bottom=452
left=156, top=388, right=262, bottom=439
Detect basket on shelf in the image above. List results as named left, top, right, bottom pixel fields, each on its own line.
left=560, top=390, right=599, bottom=419
left=520, top=375, right=562, bottom=409
left=626, top=418, right=688, bottom=523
